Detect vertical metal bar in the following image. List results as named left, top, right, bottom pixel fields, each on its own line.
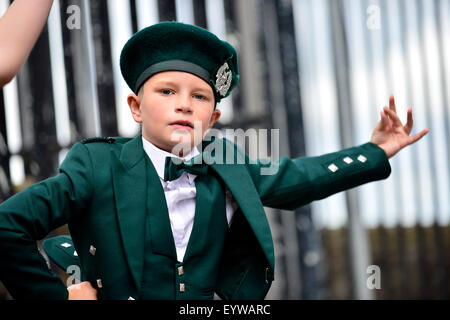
left=2, top=82, right=24, bottom=187
left=136, top=0, right=159, bottom=29
left=81, top=0, right=101, bottom=137
left=402, top=0, right=435, bottom=299
left=436, top=0, right=450, bottom=298
left=329, top=0, right=364, bottom=300
left=90, top=0, right=118, bottom=137
left=336, top=0, right=381, bottom=299
left=342, top=0, right=387, bottom=236
left=59, top=0, right=80, bottom=141
left=233, top=0, right=266, bottom=120
left=429, top=0, right=449, bottom=298
left=157, top=0, right=177, bottom=21
left=420, top=0, right=450, bottom=222
left=381, top=0, right=414, bottom=299
left=15, top=23, right=58, bottom=180
left=65, top=0, right=101, bottom=138
left=0, top=88, right=11, bottom=200
left=379, top=0, right=409, bottom=295
left=175, top=0, right=195, bottom=24
left=205, top=0, right=227, bottom=39
left=192, top=0, right=207, bottom=28
left=415, top=0, right=442, bottom=298
left=221, top=0, right=244, bottom=129
left=205, top=0, right=235, bottom=125
left=0, top=0, right=25, bottom=190
left=280, top=1, right=327, bottom=299
left=107, top=0, right=137, bottom=137
left=48, top=0, right=71, bottom=149
left=439, top=0, right=450, bottom=158
left=293, top=0, right=348, bottom=231
left=397, top=0, right=426, bottom=299
left=384, top=0, right=415, bottom=229
left=424, top=0, right=450, bottom=298
left=129, top=0, right=138, bottom=34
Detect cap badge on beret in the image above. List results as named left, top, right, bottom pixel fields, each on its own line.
left=215, top=62, right=233, bottom=97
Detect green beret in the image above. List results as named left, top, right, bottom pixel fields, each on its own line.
left=42, top=235, right=83, bottom=281
left=120, top=21, right=239, bottom=102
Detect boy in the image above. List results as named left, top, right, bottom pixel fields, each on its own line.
left=0, top=22, right=428, bottom=300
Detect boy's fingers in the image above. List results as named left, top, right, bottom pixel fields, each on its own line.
left=389, top=95, right=397, bottom=113
left=380, top=109, right=389, bottom=130
left=404, top=108, right=413, bottom=134
left=379, top=111, right=385, bottom=129
left=384, top=107, right=403, bottom=127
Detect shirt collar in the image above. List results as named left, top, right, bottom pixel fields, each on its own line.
left=142, top=137, right=200, bottom=181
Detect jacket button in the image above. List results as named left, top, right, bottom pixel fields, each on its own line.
left=89, top=245, right=96, bottom=256
left=328, top=163, right=339, bottom=172
left=96, top=279, right=102, bottom=288
left=343, top=157, right=353, bottom=164
left=357, top=155, right=367, bottom=163
left=178, top=266, right=184, bottom=276
left=179, top=283, right=185, bottom=292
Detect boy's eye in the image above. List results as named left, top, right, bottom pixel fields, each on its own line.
left=161, top=89, right=173, bottom=95
left=193, top=94, right=206, bottom=100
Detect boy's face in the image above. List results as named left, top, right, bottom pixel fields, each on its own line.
left=128, top=71, right=221, bottom=156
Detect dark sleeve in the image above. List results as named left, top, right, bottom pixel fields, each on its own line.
left=0, top=142, right=93, bottom=299
left=245, top=142, right=391, bottom=211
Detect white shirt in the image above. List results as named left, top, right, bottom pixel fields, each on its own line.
left=142, top=137, right=238, bottom=262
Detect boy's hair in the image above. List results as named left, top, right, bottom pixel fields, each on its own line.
left=137, top=86, right=144, bottom=100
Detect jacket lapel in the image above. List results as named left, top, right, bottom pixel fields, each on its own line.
left=145, top=155, right=177, bottom=260
left=182, top=173, right=224, bottom=262
left=208, top=139, right=275, bottom=270
left=111, top=135, right=147, bottom=291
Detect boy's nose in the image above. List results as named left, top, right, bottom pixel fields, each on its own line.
left=175, top=94, right=193, bottom=113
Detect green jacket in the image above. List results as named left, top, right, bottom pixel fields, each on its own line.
left=0, top=135, right=391, bottom=299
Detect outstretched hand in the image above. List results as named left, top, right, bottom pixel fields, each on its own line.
left=370, top=95, right=429, bottom=159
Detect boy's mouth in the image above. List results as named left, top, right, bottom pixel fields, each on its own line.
left=170, top=120, right=194, bottom=129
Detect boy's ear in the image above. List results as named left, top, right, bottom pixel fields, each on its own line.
left=127, top=93, right=142, bottom=123
left=208, top=109, right=221, bottom=129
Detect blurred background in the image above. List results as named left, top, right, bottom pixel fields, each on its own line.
left=1, top=0, right=450, bottom=300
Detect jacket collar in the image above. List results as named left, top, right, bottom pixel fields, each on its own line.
left=117, top=134, right=146, bottom=169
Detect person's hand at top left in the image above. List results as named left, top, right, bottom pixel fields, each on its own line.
left=0, top=0, right=54, bottom=87
left=370, top=95, right=430, bottom=159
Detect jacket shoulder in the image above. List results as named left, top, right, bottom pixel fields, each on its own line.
left=81, top=136, right=131, bottom=145
left=79, top=136, right=133, bottom=149
left=74, top=136, right=132, bottom=160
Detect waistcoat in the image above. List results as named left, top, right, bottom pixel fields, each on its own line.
left=139, top=156, right=229, bottom=299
